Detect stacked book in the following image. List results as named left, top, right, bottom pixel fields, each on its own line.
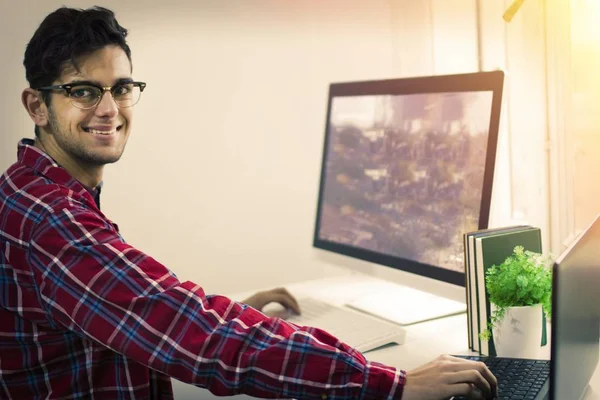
left=463, top=225, right=545, bottom=356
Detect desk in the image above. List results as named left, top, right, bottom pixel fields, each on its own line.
left=172, top=274, right=600, bottom=399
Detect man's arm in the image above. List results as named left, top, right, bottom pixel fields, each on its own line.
left=28, top=201, right=404, bottom=399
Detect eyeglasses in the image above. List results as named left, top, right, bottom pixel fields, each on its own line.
left=35, top=81, right=147, bottom=110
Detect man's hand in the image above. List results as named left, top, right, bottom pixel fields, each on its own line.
left=242, top=287, right=301, bottom=315
left=402, top=355, right=498, bottom=400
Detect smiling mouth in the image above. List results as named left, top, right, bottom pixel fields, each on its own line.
left=83, top=125, right=123, bottom=135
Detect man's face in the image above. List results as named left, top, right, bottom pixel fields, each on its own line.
left=43, top=45, right=134, bottom=166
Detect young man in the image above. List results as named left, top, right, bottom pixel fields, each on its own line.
left=0, top=6, right=497, bottom=400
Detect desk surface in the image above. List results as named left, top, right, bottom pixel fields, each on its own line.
left=172, top=273, right=600, bottom=399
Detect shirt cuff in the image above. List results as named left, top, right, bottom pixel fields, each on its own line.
left=361, top=361, right=406, bottom=400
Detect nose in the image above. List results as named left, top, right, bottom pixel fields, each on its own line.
left=94, top=90, right=119, bottom=118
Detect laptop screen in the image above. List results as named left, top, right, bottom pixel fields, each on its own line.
left=550, top=214, right=600, bottom=399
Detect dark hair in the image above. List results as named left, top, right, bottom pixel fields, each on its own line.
left=23, top=6, right=132, bottom=136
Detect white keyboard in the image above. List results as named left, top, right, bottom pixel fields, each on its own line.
left=285, top=297, right=406, bottom=353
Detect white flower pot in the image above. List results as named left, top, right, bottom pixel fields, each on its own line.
left=492, top=304, right=544, bottom=359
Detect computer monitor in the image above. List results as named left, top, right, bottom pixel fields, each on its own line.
left=313, top=71, right=504, bottom=286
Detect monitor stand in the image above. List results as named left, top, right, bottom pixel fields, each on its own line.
left=343, top=280, right=466, bottom=326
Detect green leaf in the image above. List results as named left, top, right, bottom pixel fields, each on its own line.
left=484, top=246, right=554, bottom=333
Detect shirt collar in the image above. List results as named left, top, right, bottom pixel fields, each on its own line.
left=17, top=138, right=102, bottom=209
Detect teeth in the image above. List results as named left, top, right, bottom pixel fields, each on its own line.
left=87, top=128, right=117, bottom=135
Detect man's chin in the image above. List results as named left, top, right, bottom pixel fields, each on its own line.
left=77, top=151, right=124, bottom=166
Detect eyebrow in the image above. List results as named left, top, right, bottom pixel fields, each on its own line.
left=64, top=78, right=135, bottom=86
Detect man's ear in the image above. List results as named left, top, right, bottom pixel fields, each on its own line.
left=22, top=88, right=49, bottom=129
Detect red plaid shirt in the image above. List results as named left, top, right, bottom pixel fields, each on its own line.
left=0, top=139, right=406, bottom=399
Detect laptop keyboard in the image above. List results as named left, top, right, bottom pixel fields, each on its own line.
left=453, top=356, right=550, bottom=400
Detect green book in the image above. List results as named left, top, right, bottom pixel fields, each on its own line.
left=465, top=226, right=530, bottom=352
left=475, top=227, right=545, bottom=356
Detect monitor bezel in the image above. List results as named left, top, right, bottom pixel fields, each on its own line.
left=312, top=70, right=505, bottom=287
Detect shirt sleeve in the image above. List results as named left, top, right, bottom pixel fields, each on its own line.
left=27, top=200, right=406, bottom=399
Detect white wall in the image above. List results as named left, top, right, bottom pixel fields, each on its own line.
left=569, top=0, right=600, bottom=230
left=0, top=0, right=553, bottom=297
left=1, top=0, right=401, bottom=296
left=545, top=0, right=600, bottom=251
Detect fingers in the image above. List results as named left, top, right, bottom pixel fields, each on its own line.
left=474, top=362, right=497, bottom=398
left=243, top=288, right=301, bottom=315
left=402, top=354, right=499, bottom=400
left=452, top=383, right=486, bottom=400
left=441, top=356, right=497, bottom=400
left=269, top=288, right=301, bottom=315
left=446, top=370, right=491, bottom=399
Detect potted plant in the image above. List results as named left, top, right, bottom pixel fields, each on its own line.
left=480, top=246, right=553, bottom=358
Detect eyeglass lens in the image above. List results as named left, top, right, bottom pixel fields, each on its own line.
left=69, top=84, right=142, bottom=109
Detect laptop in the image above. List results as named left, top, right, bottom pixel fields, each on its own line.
left=453, top=214, right=600, bottom=400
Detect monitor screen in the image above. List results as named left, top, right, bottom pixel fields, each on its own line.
left=313, top=71, right=504, bottom=286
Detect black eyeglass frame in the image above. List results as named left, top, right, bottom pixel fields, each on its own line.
left=34, top=81, right=147, bottom=109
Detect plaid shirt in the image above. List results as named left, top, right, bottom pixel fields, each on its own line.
left=0, top=139, right=406, bottom=400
